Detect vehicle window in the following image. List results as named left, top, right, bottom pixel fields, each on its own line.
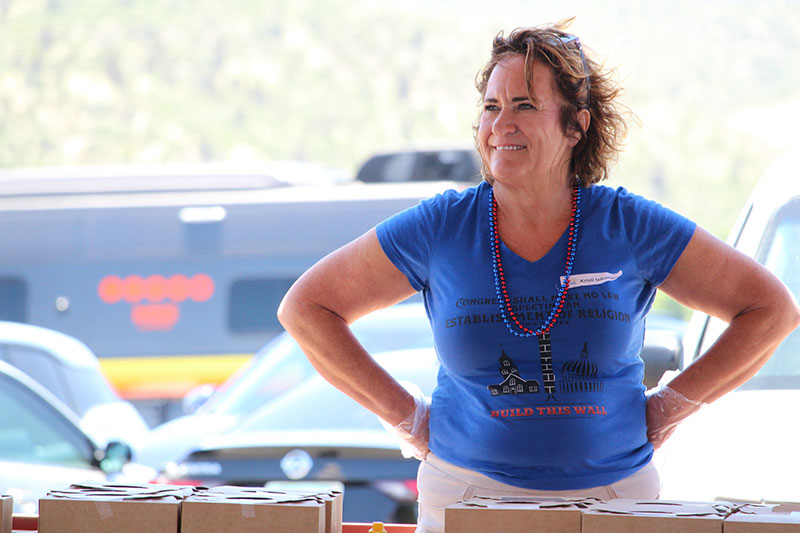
left=0, top=374, right=95, bottom=467
left=205, top=306, right=434, bottom=416
left=0, top=278, right=26, bottom=322
left=381, top=152, right=417, bottom=182
left=4, top=344, right=72, bottom=411
left=350, top=314, right=434, bottom=354
left=735, top=198, right=800, bottom=390
left=240, top=360, right=439, bottom=432
left=201, top=336, right=314, bottom=416
left=60, top=366, right=118, bottom=416
left=416, top=151, right=480, bottom=183
left=228, top=278, right=296, bottom=333
left=243, top=377, right=384, bottom=431
left=356, top=150, right=480, bottom=183
left=356, top=153, right=416, bottom=183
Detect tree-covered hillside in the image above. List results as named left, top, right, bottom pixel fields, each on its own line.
left=2, top=0, right=799, bottom=243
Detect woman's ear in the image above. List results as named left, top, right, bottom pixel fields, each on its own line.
left=577, top=108, right=590, bottom=136
left=568, top=108, right=591, bottom=147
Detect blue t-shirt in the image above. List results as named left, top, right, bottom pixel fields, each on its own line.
left=376, top=181, right=696, bottom=490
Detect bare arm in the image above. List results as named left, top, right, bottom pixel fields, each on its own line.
left=277, top=228, right=420, bottom=426
left=659, top=226, right=800, bottom=403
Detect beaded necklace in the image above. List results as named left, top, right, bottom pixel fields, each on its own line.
left=489, top=182, right=582, bottom=337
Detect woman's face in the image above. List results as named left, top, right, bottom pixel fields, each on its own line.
left=478, top=54, right=575, bottom=187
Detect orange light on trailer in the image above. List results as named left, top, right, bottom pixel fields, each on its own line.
left=98, top=273, right=215, bottom=331
left=166, top=274, right=190, bottom=302
left=131, top=302, right=180, bottom=331
left=144, top=274, right=168, bottom=302
left=98, top=274, right=215, bottom=304
left=190, top=273, right=214, bottom=302
left=98, top=275, right=124, bottom=303
left=123, top=275, right=145, bottom=303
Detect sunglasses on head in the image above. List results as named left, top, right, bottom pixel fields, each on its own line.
left=552, top=34, right=591, bottom=109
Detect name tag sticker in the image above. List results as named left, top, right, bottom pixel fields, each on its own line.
left=560, top=270, right=622, bottom=289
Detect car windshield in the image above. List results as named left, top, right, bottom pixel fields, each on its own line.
left=236, top=349, right=439, bottom=431
left=735, top=197, right=800, bottom=390
left=61, top=366, right=119, bottom=417
left=200, top=304, right=434, bottom=416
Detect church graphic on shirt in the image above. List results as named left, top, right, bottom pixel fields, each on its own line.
left=487, top=347, right=540, bottom=396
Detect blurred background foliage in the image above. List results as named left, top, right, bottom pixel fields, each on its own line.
left=1, top=0, right=799, bottom=314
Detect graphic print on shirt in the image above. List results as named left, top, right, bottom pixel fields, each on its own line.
left=537, top=331, right=556, bottom=399
left=559, top=342, right=603, bottom=393
left=486, top=332, right=560, bottom=400
left=486, top=337, right=608, bottom=420
left=486, top=336, right=605, bottom=397
left=487, top=347, right=540, bottom=396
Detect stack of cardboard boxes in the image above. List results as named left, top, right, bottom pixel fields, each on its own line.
left=7, top=484, right=800, bottom=531
left=37, top=482, right=342, bottom=533
left=444, top=497, right=800, bottom=532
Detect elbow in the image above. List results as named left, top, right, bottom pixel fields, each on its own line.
left=276, top=281, right=330, bottom=337
left=276, top=283, right=302, bottom=333
left=787, top=295, right=800, bottom=333
left=770, top=286, right=800, bottom=340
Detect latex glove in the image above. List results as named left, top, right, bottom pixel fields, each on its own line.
left=378, top=381, right=430, bottom=460
left=645, top=384, right=704, bottom=450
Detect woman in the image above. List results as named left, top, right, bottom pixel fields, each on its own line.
left=278, top=22, right=800, bottom=532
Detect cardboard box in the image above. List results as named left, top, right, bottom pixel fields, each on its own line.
left=581, top=499, right=734, bottom=533
left=1, top=495, right=11, bottom=533
left=445, top=496, right=595, bottom=533
left=317, top=490, right=343, bottom=533
left=262, top=482, right=343, bottom=532
left=181, top=486, right=329, bottom=533
left=39, top=482, right=194, bottom=533
left=220, top=486, right=342, bottom=533
left=724, top=503, right=800, bottom=532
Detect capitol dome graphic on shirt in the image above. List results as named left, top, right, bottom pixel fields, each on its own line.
left=559, top=342, right=603, bottom=393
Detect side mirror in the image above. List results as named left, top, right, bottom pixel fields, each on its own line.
left=640, top=329, right=683, bottom=389
left=99, top=441, right=133, bottom=474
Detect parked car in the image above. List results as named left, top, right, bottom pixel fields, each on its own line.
left=0, top=360, right=134, bottom=514
left=0, top=321, right=150, bottom=449
left=659, top=150, right=800, bottom=502
left=356, top=147, right=481, bottom=184
left=134, top=301, right=435, bottom=471
left=162, top=348, right=439, bottom=524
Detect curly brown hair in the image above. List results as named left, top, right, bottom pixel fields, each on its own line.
left=474, top=20, right=629, bottom=186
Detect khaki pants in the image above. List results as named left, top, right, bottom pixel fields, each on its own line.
left=416, top=452, right=660, bottom=533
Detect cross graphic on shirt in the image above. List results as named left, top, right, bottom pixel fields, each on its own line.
left=537, top=331, right=557, bottom=400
